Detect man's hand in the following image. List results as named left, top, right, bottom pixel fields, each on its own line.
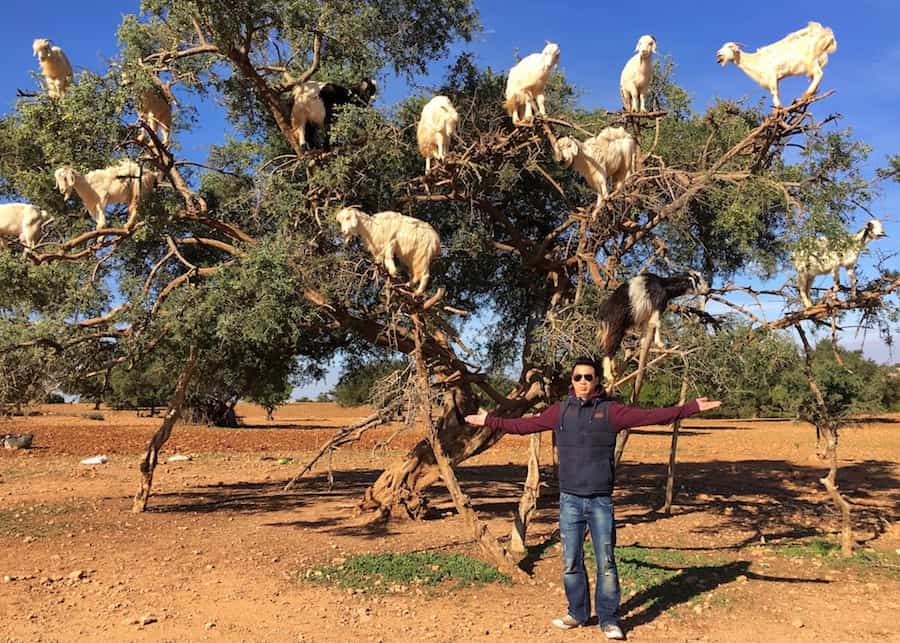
left=695, top=397, right=722, bottom=412
left=464, top=408, right=488, bottom=426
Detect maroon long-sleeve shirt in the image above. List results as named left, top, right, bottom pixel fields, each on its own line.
left=484, top=394, right=701, bottom=434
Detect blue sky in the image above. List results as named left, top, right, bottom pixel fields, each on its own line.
left=2, top=2, right=898, bottom=396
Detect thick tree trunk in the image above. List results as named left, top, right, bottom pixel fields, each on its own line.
left=132, top=345, right=199, bottom=513
left=358, top=373, right=502, bottom=520
left=404, top=313, right=526, bottom=579
left=509, top=433, right=541, bottom=553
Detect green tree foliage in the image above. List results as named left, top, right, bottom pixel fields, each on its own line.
left=0, top=0, right=896, bottom=448
left=332, top=359, right=406, bottom=407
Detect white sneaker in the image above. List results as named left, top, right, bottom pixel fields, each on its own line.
left=551, top=614, right=582, bottom=629
left=601, top=622, right=625, bottom=639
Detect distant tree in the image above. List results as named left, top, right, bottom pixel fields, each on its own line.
left=332, top=359, right=407, bottom=407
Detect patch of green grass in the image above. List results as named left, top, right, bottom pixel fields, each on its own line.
left=0, top=503, right=79, bottom=538
left=772, top=537, right=900, bottom=576
left=301, top=551, right=511, bottom=593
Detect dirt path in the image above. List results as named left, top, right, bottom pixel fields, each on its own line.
left=1, top=404, right=898, bottom=641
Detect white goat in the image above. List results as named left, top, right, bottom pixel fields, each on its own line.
left=290, top=81, right=327, bottom=149
left=504, top=42, right=560, bottom=126
left=554, top=127, right=638, bottom=206
left=792, top=219, right=887, bottom=307
left=335, top=206, right=441, bottom=295
left=54, top=160, right=160, bottom=230
left=32, top=38, right=73, bottom=99
left=417, top=96, right=459, bottom=173
left=620, top=35, right=657, bottom=112
left=137, top=87, right=173, bottom=146
left=0, top=204, right=51, bottom=254
left=121, top=72, right=174, bottom=145
left=716, top=22, right=837, bottom=108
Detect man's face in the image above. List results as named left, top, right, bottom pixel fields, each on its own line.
left=571, top=364, right=597, bottom=398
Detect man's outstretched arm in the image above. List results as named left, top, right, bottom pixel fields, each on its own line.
left=608, top=397, right=721, bottom=431
left=464, top=403, right=561, bottom=435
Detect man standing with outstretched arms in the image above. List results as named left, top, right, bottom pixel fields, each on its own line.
left=465, top=357, right=721, bottom=640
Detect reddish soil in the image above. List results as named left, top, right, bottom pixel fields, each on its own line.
left=1, top=403, right=899, bottom=642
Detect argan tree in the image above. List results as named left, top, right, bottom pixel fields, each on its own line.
left=1, top=2, right=897, bottom=566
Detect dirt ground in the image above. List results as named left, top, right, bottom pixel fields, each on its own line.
left=1, top=402, right=899, bottom=642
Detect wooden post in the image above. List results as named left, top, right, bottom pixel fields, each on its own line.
left=663, top=368, right=689, bottom=514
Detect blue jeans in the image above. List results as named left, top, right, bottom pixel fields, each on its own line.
left=559, top=492, right=620, bottom=626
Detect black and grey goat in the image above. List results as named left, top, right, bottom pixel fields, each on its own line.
left=291, top=79, right=378, bottom=150
left=597, top=272, right=705, bottom=386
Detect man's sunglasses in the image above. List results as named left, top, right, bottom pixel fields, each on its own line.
left=572, top=373, right=594, bottom=382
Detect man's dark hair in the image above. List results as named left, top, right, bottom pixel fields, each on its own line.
left=572, top=356, right=598, bottom=372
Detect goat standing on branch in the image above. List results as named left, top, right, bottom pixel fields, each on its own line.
left=620, top=35, right=656, bottom=113
left=417, top=96, right=459, bottom=173
left=597, top=273, right=705, bottom=386
left=792, top=219, right=887, bottom=308
left=504, top=42, right=560, bottom=126
left=554, top=127, right=637, bottom=207
left=0, top=204, right=52, bottom=254
left=54, top=160, right=161, bottom=230
left=335, top=207, right=441, bottom=296
left=290, top=79, right=377, bottom=150
left=32, top=38, right=73, bottom=99
left=716, top=22, right=837, bottom=108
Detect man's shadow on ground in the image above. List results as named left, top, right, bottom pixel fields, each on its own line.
left=619, top=558, right=828, bottom=631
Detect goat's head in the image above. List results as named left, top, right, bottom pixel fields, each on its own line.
left=553, top=137, right=579, bottom=168
left=686, top=270, right=710, bottom=295
left=716, top=42, right=740, bottom=66
left=636, top=35, right=657, bottom=56
left=54, top=167, right=76, bottom=199
left=542, top=42, right=561, bottom=68
left=354, top=79, right=378, bottom=104
left=32, top=38, right=51, bottom=60
left=864, top=219, right=887, bottom=240
left=335, top=207, right=362, bottom=240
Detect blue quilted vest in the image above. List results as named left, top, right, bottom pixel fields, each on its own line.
left=555, top=395, right=616, bottom=496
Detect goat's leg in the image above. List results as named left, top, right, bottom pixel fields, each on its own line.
left=803, top=67, right=824, bottom=97
left=769, top=83, right=782, bottom=109
left=93, top=206, right=107, bottom=231
left=536, top=93, right=547, bottom=117
left=603, top=356, right=617, bottom=389
left=797, top=273, right=813, bottom=307
left=649, top=310, right=664, bottom=349
left=413, top=271, right=429, bottom=296
left=382, top=246, right=399, bottom=278
left=522, top=98, right=533, bottom=125
left=848, top=266, right=858, bottom=298
left=639, top=91, right=647, bottom=112
left=425, top=156, right=431, bottom=173
left=829, top=268, right=841, bottom=300
left=295, top=117, right=306, bottom=148
left=125, top=199, right=139, bottom=230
